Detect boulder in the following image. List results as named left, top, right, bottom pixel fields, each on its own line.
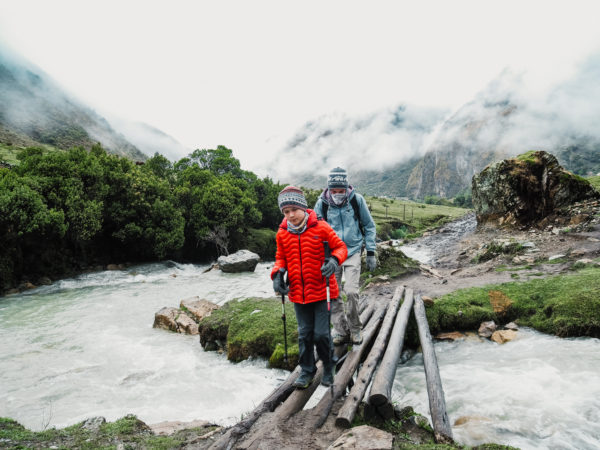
left=153, top=307, right=180, bottom=332
left=180, top=296, right=219, bottom=321
left=327, top=425, right=393, bottom=450
left=504, top=322, right=519, bottom=330
left=478, top=320, right=497, bottom=338
left=217, top=250, right=260, bottom=273
left=176, top=313, right=199, bottom=335
left=491, top=329, right=517, bottom=344
left=153, top=307, right=198, bottom=335
left=472, top=151, right=599, bottom=227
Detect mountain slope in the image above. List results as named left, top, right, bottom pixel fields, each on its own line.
left=0, top=48, right=146, bottom=160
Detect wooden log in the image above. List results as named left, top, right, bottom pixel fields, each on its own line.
left=335, top=287, right=403, bottom=428
left=307, top=302, right=389, bottom=429
left=208, top=366, right=301, bottom=450
left=274, top=346, right=347, bottom=420
left=369, top=286, right=413, bottom=416
left=413, top=293, right=454, bottom=444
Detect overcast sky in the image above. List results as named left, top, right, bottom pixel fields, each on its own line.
left=1, top=0, right=599, bottom=173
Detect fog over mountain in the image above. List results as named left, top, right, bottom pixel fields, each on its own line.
left=0, top=46, right=187, bottom=161
left=277, top=51, right=600, bottom=198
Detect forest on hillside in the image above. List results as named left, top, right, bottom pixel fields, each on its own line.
left=0, top=145, right=321, bottom=293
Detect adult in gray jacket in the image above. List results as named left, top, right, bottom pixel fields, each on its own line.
left=314, top=167, right=377, bottom=345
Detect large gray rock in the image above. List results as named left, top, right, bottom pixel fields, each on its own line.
left=327, top=425, right=393, bottom=449
left=217, top=250, right=260, bottom=273
left=472, top=151, right=599, bottom=227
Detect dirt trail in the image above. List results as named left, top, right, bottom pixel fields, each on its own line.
left=388, top=214, right=600, bottom=298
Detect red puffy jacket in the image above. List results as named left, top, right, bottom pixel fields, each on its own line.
left=271, top=209, right=347, bottom=304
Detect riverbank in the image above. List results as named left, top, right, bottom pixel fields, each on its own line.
left=3, top=215, right=600, bottom=449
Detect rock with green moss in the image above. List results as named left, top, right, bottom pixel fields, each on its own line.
left=361, top=244, right=420, bottom=286
left=472, top=150, right=599, bottom=227
left=198, top=297, right=299, bottom=369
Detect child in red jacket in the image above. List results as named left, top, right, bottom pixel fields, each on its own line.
left=271, top=186, right=347, bottom=388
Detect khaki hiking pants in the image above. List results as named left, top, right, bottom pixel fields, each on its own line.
left=331, top=252, right=362, bottom=337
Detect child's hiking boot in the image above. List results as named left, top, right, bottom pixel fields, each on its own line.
left=293, top=372, right=314, bottom=389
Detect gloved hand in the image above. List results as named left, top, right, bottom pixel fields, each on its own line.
left=321, top=257, right=339, bottom=278
left=273, top=269, right=289, bottom=295
left=366, top=252, right=377, bottom=272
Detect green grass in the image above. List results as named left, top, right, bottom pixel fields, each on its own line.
left=0, top=415, right=187, bottom=449
left=425, top=266, right=600, bottom=338
left=365, top=196, right=470, bottom=240
left=588, top=175, right=600, bottom=191
left=0, top=143, right=64, bottom=166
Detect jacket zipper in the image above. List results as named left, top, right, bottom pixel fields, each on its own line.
left=298, top=234, right=306, bottom=303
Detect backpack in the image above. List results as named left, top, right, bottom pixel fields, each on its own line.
left=321, top=195, right=366, bottom=237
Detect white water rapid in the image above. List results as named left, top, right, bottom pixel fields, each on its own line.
left=0, top=262, right=285, bottom=431
left=393, top=330, right=600, bottom=449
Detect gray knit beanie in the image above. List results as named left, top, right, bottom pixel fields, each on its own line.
left=278, top=186, right=308, bottom=212
left=328, top=167, right=348, bottom=189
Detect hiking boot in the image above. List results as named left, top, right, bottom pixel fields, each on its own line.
left=351, top=330, right=363, bottom=345
left=332, top=333, right=349, bottom=345
left=321, top=366, right=335, bottom=387
left=293, top=372, right=314, bottom=389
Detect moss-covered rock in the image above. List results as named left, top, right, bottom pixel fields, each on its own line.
left=361, top=244, right=420, bottom=286
left=472, top=150, right=599, bottom=227
left=198, top=297, right=299, bottom=369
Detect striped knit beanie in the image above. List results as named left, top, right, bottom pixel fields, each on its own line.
left=278, top=186, right=308, bottom=212
left=328, top=167, right=348, bottom=189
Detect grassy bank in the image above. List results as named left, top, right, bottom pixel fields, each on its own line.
left=425, top=265, right=600, bottom=338
left=365, top=196, right=470, bottom=240
left=588, top=175, right=600, bottom=191
left=0, top=415, right=220, bottom=449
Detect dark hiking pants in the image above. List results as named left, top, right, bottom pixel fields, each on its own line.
left=294, top=300, right=333, bottom=376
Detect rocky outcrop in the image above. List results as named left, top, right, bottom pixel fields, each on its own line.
left=218, top=250, right=260, bottom=273
left=153, top=298, right=220, bottom=335
left=472, top=151, right=600, bottom=227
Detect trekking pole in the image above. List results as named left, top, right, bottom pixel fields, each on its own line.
left=279, top=268, right=288, bottom=366
left=323, top=241, right=334, bottom=396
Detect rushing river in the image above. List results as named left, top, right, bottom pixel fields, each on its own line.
left=0, top=262, right=286, bottom=431
left=2, top=258, right=600, bottom=449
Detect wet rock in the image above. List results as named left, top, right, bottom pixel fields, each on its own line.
left=176, top=313, right=199, bottom=335
left=106, top=264, right=121, bottom=270
left=434, top=331, right=466, bottom=341
left=217, top=250, right=260, bottom=273
left=472, top=151, right=599, bottom=228
left=18, top=282, right=36, bottom=291
left=37, top=277, right=52, bottom=286
left=491, top=329, right=517, bottom=344
left=82, top=417, right=106, bottom=432
left=327, top=425, right=393, bottom=449
left=153, top=307, right=180, bottom=332
left=478, top=320, right=497, bottom=338
left=180, top=296, right=219, bottom=321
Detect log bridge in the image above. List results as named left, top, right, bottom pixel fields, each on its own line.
left=209, top=286, right=453, bottom=450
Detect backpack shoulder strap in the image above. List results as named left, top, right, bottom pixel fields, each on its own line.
left=322, top=202, right=328, bottom=222
left=350, top=196, right=365, bottom=236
